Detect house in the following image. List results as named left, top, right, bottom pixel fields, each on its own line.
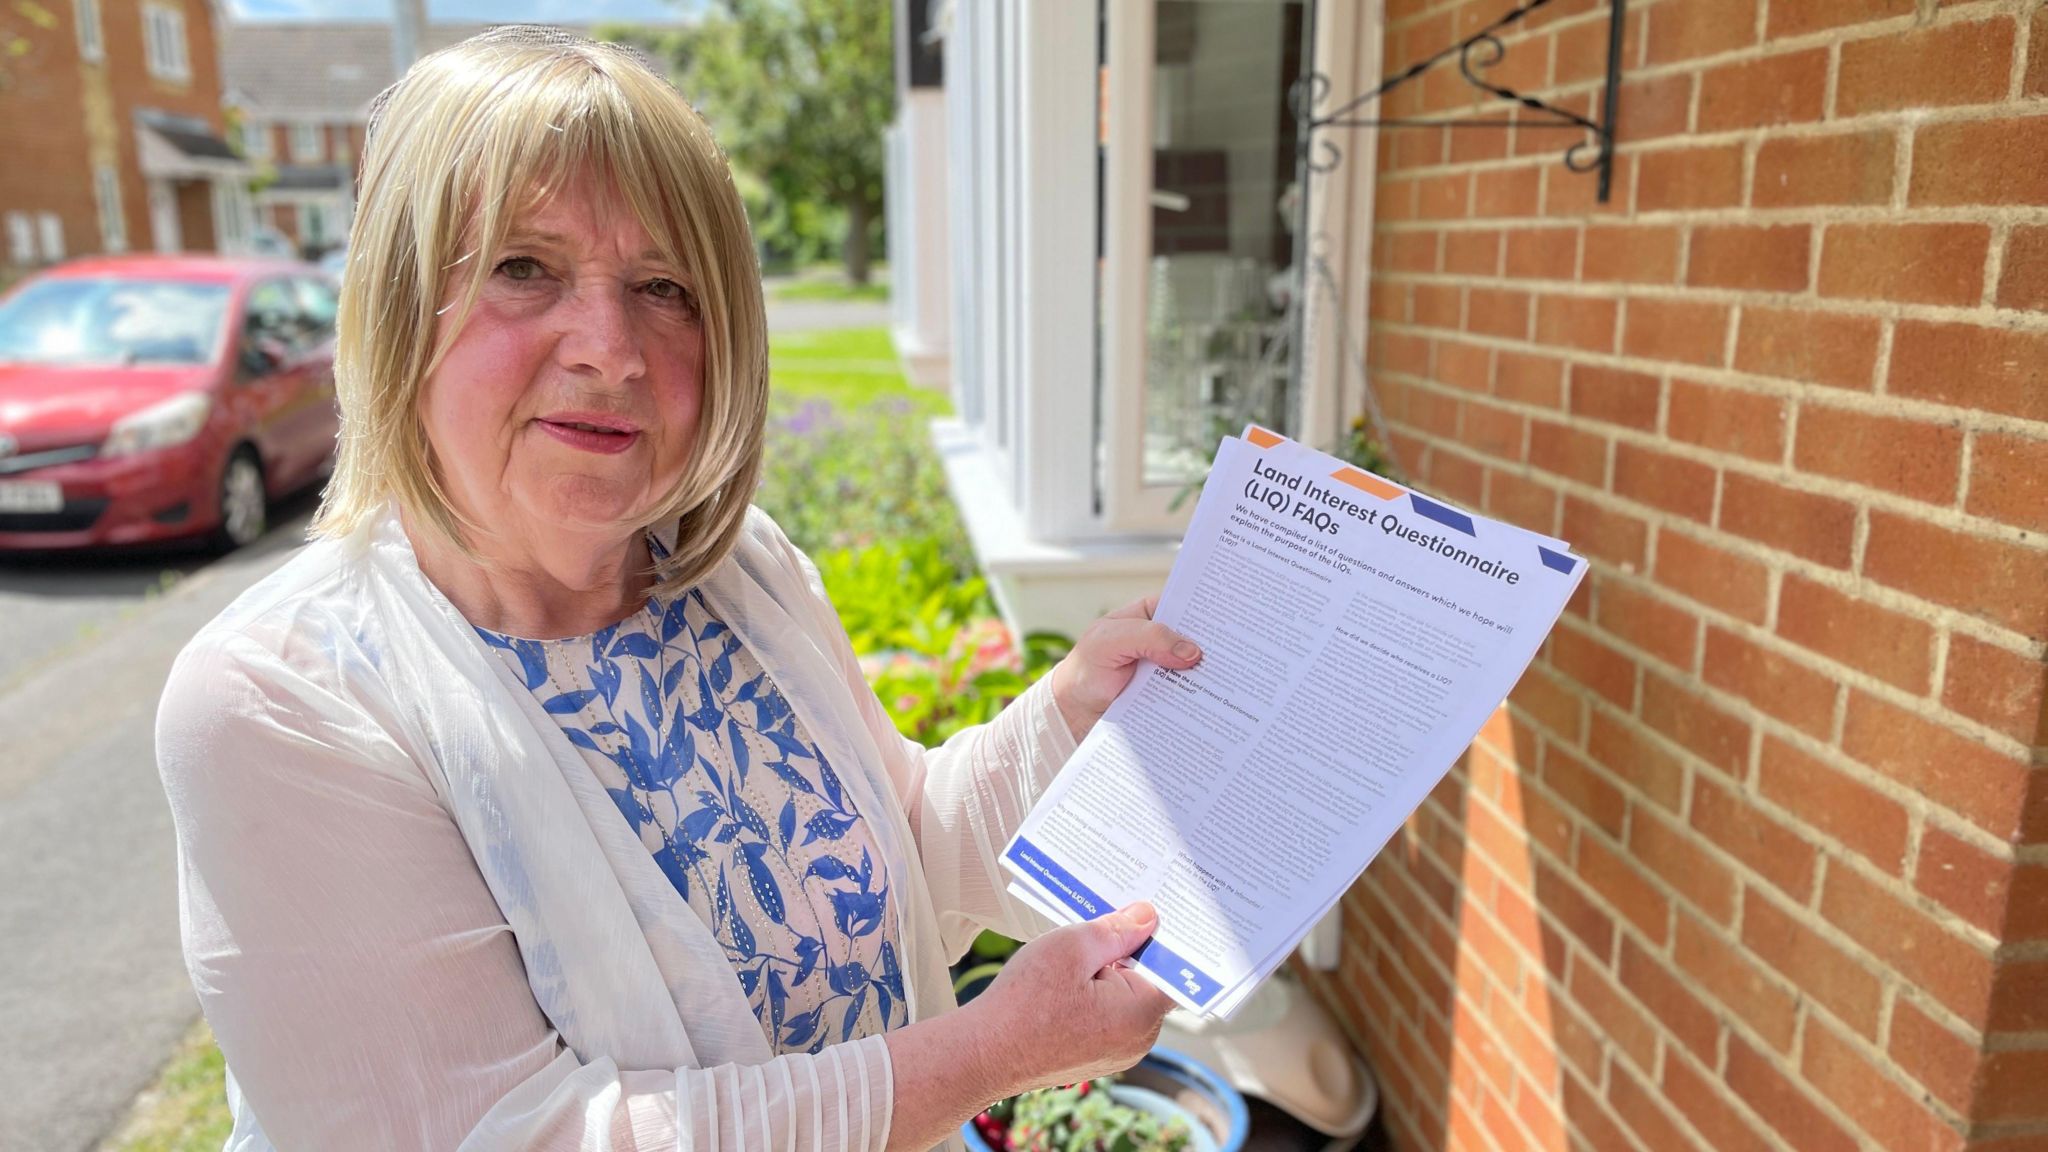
left=892, top=2, right=2048, bottom=1150
left=0, top=0, right=255, bottom=281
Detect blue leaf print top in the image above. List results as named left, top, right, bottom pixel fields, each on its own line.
left=474, top=562, right=909, bottom=1055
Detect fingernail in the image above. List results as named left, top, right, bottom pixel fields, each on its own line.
left=1126, top=901, right=1158, bottom=930
left=1172, top=640, right=1200, bottom=661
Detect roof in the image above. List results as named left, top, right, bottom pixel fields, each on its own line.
left=39, top=255, right=313, bottom=285
left=221, top=21, right=679, bottom=121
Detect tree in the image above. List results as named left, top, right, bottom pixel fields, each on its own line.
left=648, top=0, right=893, bottom=284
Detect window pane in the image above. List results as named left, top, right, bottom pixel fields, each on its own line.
left=1136, top=0, right=1309, bottom=487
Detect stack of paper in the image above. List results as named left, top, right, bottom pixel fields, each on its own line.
left=1000, top=427, right=1588, bottom=1018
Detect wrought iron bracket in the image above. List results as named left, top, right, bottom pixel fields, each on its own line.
left=1295, top=0, right=1627, bottom=202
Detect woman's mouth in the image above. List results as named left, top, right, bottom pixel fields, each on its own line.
left=536, top=416, right=642, bottom=455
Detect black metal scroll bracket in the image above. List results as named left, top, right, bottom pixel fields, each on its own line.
left=1296, top=0, right=1627, bottom=202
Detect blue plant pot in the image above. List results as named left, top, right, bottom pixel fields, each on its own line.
left=962, top=1047, right=1250, bottom=1152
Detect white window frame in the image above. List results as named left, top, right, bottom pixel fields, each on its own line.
left=1097, top=0, right=1366, bottom=534
left=291, top=122, right=324, bottom=164
left=241, top=119, right=271, bottom=160
left=76, top=0, right=104, bottom=62
left=36, top=212, right=64, bottom=262
left=5, top=213, right=33, bottom=266
left=93, top=164, right=127, bottom=252
left=142, top=3, right=191, bottom=82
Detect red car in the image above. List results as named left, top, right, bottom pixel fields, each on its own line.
left=0, top=255, right=340, bottom=551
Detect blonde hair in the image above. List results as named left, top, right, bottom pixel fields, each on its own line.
left=312, top=26, right=766, bottom=597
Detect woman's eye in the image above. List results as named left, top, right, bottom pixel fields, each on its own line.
left=495, top=257, right=543, bottom=281
left=645, top=279, right=685, bottom=301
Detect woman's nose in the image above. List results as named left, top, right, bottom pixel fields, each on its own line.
left=555, top=283, right=649, bottom=386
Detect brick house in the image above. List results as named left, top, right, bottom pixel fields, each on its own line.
left=0, top=0, right=254, bottom=280
left=904, top=1, right=2047, bottom=1149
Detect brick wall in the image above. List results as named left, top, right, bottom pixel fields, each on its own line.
left=1298, top=2, right=2048, bottom=1150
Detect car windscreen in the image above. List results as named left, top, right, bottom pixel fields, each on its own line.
left=0, top=278, right=232, bottom=367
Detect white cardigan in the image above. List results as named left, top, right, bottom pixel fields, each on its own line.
left=155, top=505, right=1077, bottom=1151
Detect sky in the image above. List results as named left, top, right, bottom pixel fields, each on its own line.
left=226, top=0, right=702, bottom=23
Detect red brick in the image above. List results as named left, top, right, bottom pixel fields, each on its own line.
left=1843, top=690, right=2033, bottom=839
left=2033, top=6, right=2048, bottom=98
left=1569, top=365, right=1659, bottom=431
left=1511, top=663, right=1586, bottom=745
left=1613, top=442, right=1716, bottom=523
left=1488, top=469, right=1562, bottom=539
left=1801, top=1019, right=1965, bottom=1152
left=1694, top=778, right=1819, bottom=901
left=1865, top=509, right=2048, bottom=639
left=1988, top=959, right=2048, bottom=1034
left=1416, top=171, right=1472, bottom=220
left=1776, top=575, right=1934, bottom=694
left=1373, top=330, right=1431, bottom=378
left=1436, top=340, right=1492, bottom=394
left=1505, top=227, right=1579, bottom=282
left=1819, top=223, right=1990, bottom=308
left=1644, top=670, right=1754, bottom=778
left=1891, top=321, right=2048, bottom=424
left=1766, top=0, right=1915, bottom=39
left=1463, top=401, right=1525, bottom=460
left=1702, top=626, right=1839, bottom=739
left=1623, top=297, right=1729, bottom=368
left=1444, top=228, right=1502, bottom=276
left=1820, top=861, right=1995, bottom=1025
left=1719, top=472, right=1856, bottom=568
left=1978, top=1045, right=2048, bottom=1124
left=1528, top=419, right=1608, bottom=490
left=1699, top=49, right=1828, bottom=132
left=1886, top=997, right=1978, bottom=1115
left=1429, top=447, right=1484, bottom=508
left=1999, top=225, right=2048, bottom=312
left=1915, top=825, right=2011, bottom=936
left=2009, top=859, right=2048, bottom=943
left=1608, top=1061, right=1698, bottom=1152
left=1566, top=952, right=1659, bottom=1071
left=1467, top=287, right=1533, bottom=340
left=1752, top=131, right=1897, bottom=208
left=1756, top=735, right=1910, bottom=874
left=1676, top=912, right=1799, bottom=1052
left=1837, top=16, right=2017, bottom=115
left=1584, top=831, right=1675, bottom=942
left=1552, top=622, right=1639, bottom=711
left=1539, top=859, right=1618, bottom=958
left=1542, top=739, right=1627, bottom=836
left=1736, top=306, right=1881, bottom=391
left=1743, top=887, right=1885, bottom=1037
left=1586, top=709, right=1687, bottom=810
left=1413, top=282, right=1462, bottom=330
left=1582, top=225, right=1679, bottom=285
left=1636, top=144, right=1745, bottom=211
left=1941, top=633, right=2047, bottom=747
left=1378, top=230, right=1438, bottom=275
left=1535, top=294, right=1618, bottom=352
left=1726, top=1035, right=1861, bottom=1152
left=1793, top=403, right=1962, bottom=504
left=1647, top=0, right=1759, bottom=63
left=1967, top=431, right=2048, bottom=534
left=1614, top=71, right=1692, bottom=144
left=1654, top=528, right=1772, bottom=624
left=1663, top=1052, right=1776, bottom=1152
left=1632, top=806, right=1737, bottom=924
left=1562, top=494, right=1650, bottom=569
left=1690, top=225, right=1813, bottom=292
left=1495, top=349, right=1565, bottom=408
left=1667, top=378, right=1786, bottom=464
left=1596, top=579, right=1700, bottom=671
left=1543, top=152, right=1631, bottom=219
left=1473, top=165, right=1544, bottom=222
left=1912, top=116, right=2048, bottom=206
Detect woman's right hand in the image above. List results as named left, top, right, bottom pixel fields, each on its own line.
left=971, top=902, right=1176, bottom=1091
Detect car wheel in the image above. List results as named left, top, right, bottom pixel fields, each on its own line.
left=214, top=448, right=268, bottom=551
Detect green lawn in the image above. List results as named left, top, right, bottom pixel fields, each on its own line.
left=771, top=277, right=890, bottom=303
left=101, top=327, right=941, bottom=1151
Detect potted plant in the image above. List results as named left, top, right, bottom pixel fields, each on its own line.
left=962, top=1049, right=1249, bottom=1152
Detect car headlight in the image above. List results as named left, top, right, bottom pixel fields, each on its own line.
left=102, top=392, right=213, bottom=458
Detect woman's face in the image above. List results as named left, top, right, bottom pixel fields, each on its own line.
left=420, top=176, right=704, bottom=548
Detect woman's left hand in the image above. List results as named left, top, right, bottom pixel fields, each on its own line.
left=1047, top=595, right=1202, bottom=741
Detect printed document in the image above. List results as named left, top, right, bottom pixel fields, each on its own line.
left=1001, top=428, right=1587, bottom=1016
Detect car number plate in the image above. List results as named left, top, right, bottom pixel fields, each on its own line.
left=0, top=481, right=62, bottom=513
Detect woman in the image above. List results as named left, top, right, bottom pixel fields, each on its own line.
left=155, top=28, right=1203, bottom=1152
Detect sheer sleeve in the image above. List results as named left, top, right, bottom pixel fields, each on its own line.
left=758, top=523, right=1081, bottom=960
left=156, top=629, right=892, bottom=1152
